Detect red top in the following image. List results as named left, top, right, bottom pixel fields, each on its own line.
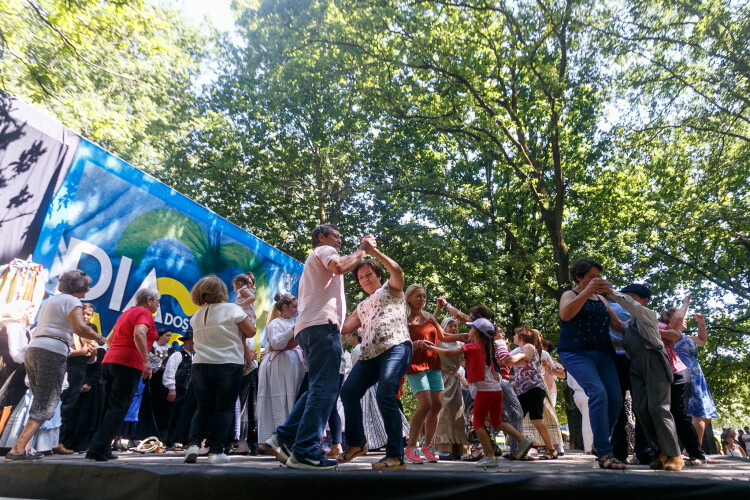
left=406, top=321, right=441, bottom=374
left=462, top=342, right=488, bottom=383
left=103, top=306, right=158, bottom=370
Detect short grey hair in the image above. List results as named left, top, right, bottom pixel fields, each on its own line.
left=58, top=270, right=92, bottom=295
left=134, top=288, right=160, bottom=307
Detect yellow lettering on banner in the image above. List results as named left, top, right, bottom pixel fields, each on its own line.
left=156, top=277, right=200, bottom=317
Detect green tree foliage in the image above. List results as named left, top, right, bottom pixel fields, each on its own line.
left=0, top=0, right=209, bottom=169
left=325, top=0, right=611, bottom=305
left=160, top=0, right=385, bottom=261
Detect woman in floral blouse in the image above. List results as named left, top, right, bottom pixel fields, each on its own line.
left=339, top=245, right=412, bottom=470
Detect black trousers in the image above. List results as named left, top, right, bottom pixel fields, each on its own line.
left=611, top=353, right=631, bottom=461
left=188, top=363, right=243, bottom=454
left=238, top=369, right=259, bottom=447
left=173, top=384, right=196, bottom=445
left=88, top=363, right=141, bottom=456
left=59, top=357, right=87, bottom=449
left=671, top=370, right=705, bottom=460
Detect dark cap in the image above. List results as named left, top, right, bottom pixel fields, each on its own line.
left=179, top=330, right=193, bottom=342
left=467, top=317, right=495, bottom=338
left=156, top=327, right=172, bottom=337
left=620, top=283, right=651, bottom=300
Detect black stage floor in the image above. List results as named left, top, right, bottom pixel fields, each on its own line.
left=1, top=450, right=748, bottom=500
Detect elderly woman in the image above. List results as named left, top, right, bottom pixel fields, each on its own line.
left=672, top=308, right=719, bottom=456
left=557, top=258, right=625, bottom=469
left=339, top=241, right=412, bottom=470
left=431, top=317, right=469, bottom=459
left=183, top=276, right=256, bottom=465
left=85, top=287, right=160, bottom=461
left=5, top=270, right=103, bottom=461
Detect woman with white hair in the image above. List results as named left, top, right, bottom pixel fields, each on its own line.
left=86, top=287, right=161, bottom=461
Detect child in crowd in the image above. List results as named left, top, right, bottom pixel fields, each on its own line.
left=425, top=317, right=532, bottom=468
left=232, top=273, right=257, bottom=325
left=232, top=273, right=258, bottom=373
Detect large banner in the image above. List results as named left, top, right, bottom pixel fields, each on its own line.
left=31, top=138, right=303, bottom=343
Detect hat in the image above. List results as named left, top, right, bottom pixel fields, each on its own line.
left=179, top=330, right=193, bottom=342
left=441, top=317, right=458, bottom=330
left=467, top=317, right=495, bottom=338
left=620, top=283, right=651, bottom=300
left=156, top=327, right=172, bottom=337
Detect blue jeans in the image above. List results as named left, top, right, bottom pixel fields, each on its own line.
left=559, top=349, right=622, bottom=458
left=276, top=323, right=342, bottom=460
left=341, top=342, right=412, bottom=458
left=327, top=374, right=345, bottom=445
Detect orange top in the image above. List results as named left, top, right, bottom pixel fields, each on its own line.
left=406, top=321, right=441, bottom=374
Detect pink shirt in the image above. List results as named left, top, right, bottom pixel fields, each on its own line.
left=659, top=322, right=688, bottom=374
left=294, top=245, right=346, bottom=335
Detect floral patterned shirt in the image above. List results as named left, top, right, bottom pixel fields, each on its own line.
left=357, top=284, right=410, bottom=360
left=510, top=346, right=547, bottom=395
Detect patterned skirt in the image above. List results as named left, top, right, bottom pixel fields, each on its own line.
left=522, top=394, right=562, bottom=447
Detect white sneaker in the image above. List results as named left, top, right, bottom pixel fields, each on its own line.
left=265, top=434, right=291, bottom=464
left=184, top=445, right=199, bottom=464
left=206, top=453, right=230, bottom=464
left=476, top=455, right=498, bottom=468
left=286, top=452, right=338, bottom=470
left=516, top=437, right=533, bottom=460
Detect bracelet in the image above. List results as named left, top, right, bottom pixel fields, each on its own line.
left=446, top=303, right=452, bottom=309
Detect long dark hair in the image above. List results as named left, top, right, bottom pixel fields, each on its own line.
left=476, top=328, right=500, bottom=372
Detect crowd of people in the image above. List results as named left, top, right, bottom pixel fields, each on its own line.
left=0, top=225, right=742, bottom=471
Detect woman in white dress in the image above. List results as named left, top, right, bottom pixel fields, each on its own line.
left=256, top=293, right=305, bottom=444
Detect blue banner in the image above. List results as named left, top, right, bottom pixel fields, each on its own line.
left=32, top=138, right=302, bottom=345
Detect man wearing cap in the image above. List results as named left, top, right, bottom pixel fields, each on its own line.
left=606, top=283, right=683, bottom=471
left=162, top=330, right=194, bottom=449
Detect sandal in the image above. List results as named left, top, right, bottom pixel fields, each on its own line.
left=685, top=457, right=704, bottom=467
left=538, top=449, right=558, bottom=460
left=461, top=450, right=484, bottom=462
left=598, top=454, right=627, bottom=469
left=337, top=444, right=368, bottom=463
left=372, top=456, right=406, bottom=470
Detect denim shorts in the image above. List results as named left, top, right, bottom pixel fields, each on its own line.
left=405, top=369, right=444, bottom=394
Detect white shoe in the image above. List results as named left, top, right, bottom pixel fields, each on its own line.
left=265, top=434, right=291, bottom=464
left=207, top=453, right=230, bottom=464
left=184, top=445, right=199, bottom=464
left=476, top=455, right=498, bottom=468
left=286, top=452, right=338, bottom=470
left=516, top=437, right=533, bottom=460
